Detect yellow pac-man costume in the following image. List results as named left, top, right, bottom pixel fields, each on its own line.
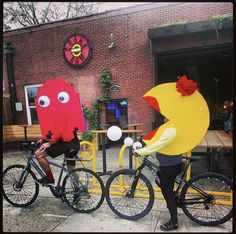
left=136, top=75, right=210, bottom=156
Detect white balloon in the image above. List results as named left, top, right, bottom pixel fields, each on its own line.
left=124, top=137, right=134, bottom=147
left=133, top=142, right=143, bottom=150
left=107, top=126, right=122, bottom=141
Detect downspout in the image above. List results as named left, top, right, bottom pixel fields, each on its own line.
left=149, top=38, right=157, bottom=129
left=149, top=38, right=155, bottom=86
left=4, top=41, right=18, bottom=124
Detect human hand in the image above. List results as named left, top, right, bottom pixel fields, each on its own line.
left=37, top=139, right=42, bottom=143
left=39, top=142, right=51, bottom=151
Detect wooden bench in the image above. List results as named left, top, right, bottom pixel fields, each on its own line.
left=3, top=124, right=42, bottom=143
left=3, top=124, right=85, bottom=144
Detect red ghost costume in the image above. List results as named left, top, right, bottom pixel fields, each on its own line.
left=35, top=79, right=86, bottom=143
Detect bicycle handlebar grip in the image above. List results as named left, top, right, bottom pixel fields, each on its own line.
left=29, top=142, right=40, bottom=150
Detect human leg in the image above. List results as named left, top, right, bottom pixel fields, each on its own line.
left=160, top=166, right=178, bottom=223
left=159, top=163, right=182, bottom=231
left=63, top=140, right=80, bottom=171
left=35, top=148, right=54, bottom=184
left=64, top=146, right=81, bottom=202
left=66, top=160, right=76, bottom=172
left=35, top=140, right=66, bottom=183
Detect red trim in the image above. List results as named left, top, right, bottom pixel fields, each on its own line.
left=143, top=96, right=160, bottom=112
left=142, top=128, right=159, bottom=140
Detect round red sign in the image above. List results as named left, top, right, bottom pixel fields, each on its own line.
left=63, top=33, right=92, bottom=67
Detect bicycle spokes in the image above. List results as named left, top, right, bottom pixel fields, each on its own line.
left=3, top=165, right=39, bottom=207
left=106, top=169, right=155, bottom=220
left=62, top=168, right=105, bottom=213
left=181, top=173, right=232, bottom=226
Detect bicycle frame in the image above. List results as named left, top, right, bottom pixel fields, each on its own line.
left=130, top=155, right=210, bottom=204
left=19, top=150, right=82, bottom=198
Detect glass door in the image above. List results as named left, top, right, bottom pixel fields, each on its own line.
left=24, top=84, right=42, bottom=125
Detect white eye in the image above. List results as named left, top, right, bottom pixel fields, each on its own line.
left=58, top=91, right=70, bottom=103
left=38, top=96, right=50, bottom=107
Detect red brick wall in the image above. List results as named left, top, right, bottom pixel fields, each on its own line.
left=3, top=2, right=233, bottom=132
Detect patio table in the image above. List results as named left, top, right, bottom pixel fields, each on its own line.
left=127, top=123, right=142, bottom=140
left=197, top=130, right=232, bottom=172
left=92, top=129, right=142, bottom=175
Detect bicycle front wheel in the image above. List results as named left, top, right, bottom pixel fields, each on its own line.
left=106, top=169, right=155, bottom=220
left=180, top=172, right=232, bottom=226
left=62, top=168, right=105, bottom=213
left=3, top=164, right=39, bottom=207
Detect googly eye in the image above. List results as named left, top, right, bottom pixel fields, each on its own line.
left=38, top=96, right=50, bottom=107
left=58, top=91, right=70, bottom=103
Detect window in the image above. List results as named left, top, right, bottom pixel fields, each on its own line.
left=24, top=84, right=42, bottom=124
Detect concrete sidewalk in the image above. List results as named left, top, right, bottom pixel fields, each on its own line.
left=2, top=146, right=233, bottom=232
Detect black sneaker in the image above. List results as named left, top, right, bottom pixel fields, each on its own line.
left=160, top=220, right=178, bottom=231
left=36, top=177, right=55, bottom=185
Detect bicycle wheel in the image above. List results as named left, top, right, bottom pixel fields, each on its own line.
left=180, top=172, right=232, bottom=226
left=106, top=169, right=155, bottom=220
left=3, top=164, right=39, bottom=207
left=62, top=167, right=105, bottom=213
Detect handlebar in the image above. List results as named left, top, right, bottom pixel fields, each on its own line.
left=21, top=142, right=40, bottom=151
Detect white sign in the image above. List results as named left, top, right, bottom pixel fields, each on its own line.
left=15, top=102, right=23, bottom=111
left=110, top=84, right=120, bottom=92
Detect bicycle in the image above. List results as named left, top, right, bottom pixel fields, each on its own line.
left=3, top=142, right=105, bottom=213
left=105, top=152, right=233, bottom=226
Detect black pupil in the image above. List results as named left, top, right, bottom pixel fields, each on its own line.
left=39, top=100, right=45, bottom=105
left=59, top=96, right=64, bottom=101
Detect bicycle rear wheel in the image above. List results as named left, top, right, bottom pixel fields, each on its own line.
left=106, top=169, right=155, bottom=220
left=180, top=172, right=232, bottom=226
left=62, top=168, right=105, bottom=213
left=3, top=164, right=39, bottom=207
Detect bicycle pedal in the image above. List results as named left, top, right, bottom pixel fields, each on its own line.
left=42, top=184, right=53, bottom=187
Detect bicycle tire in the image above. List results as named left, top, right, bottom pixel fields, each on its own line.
left=3, top=164, right=39, bottom=207
left=106, top=169, right=155, bottom=220
left=62, top=167, right=105, bottom=213
left=180, top=172, right=232, bottom=226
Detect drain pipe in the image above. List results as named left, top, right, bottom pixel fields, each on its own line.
left=4, top=41, right=17, bottom=124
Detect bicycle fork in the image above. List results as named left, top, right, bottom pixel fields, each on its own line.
left=15, top=163, right=32, bottom=189
left=126, top=165, right=145, bottom=198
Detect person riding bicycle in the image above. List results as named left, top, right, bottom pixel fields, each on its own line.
left=35, top=130, right=80, bottom=185
left=135, top=120, right=182, bottom=231
left=135, top=75, right=210, bottom=231
left=34, top=79, right=87, bottom=185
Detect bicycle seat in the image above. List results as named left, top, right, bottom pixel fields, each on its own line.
left=66, top=149, right=78, bottom=157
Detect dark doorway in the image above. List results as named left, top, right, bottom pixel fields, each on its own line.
left=98, top=98, right=128, bottom=146
left=155, top=44, right=233, bottom=129
left=99, top=98, right=128, bottom=128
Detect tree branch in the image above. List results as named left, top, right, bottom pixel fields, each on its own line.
left=66, top=2, right=72, bottom=18
left=41, top=2, right=52, bottom=23
left=4, top=2, right=98, bottom=29
left=29, top=2, right=40, bottom=24
left=18, top=2, right=35, bottom=25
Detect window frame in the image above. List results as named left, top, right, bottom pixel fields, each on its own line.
left=24, top=84, right=42, bottom=125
